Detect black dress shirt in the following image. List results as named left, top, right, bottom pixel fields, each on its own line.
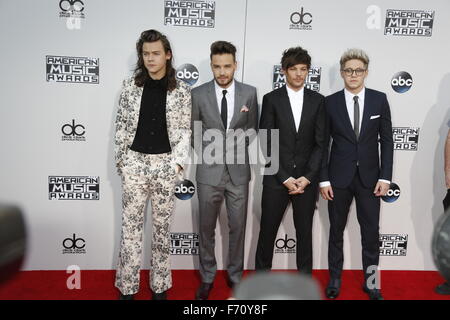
left=130, top=76, right=172, bottom=154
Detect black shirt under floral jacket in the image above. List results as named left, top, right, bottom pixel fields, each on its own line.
left=130, top=76, right=172, bottom=154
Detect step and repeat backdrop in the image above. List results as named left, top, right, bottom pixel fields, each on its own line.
left=1, top=0, right=449, bottom=272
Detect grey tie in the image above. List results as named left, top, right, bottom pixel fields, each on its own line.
left=353, top=96, right=360, bottom=139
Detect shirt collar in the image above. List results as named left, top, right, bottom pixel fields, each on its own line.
left=215, top=79, right=235, bottom=97
left=344, top=87, right=365, bottom=103
left=286, top=84, right=304, bottom=98
left=146, top=75, right=167, bottom=88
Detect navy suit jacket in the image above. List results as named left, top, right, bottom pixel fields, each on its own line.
left=320, top=88, right=394, bottom=189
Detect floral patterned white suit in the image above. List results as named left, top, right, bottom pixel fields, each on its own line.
left=114, top=76, right=191, bottom=295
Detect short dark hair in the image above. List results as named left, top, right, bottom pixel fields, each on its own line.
left=210, top=41, right=236, bottom=61
left=134, top=29, right=177, bottom=91
left=281, top=47, right=311, bottom=70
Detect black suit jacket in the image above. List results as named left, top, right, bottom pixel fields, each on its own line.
left=320, top=88, right=394, bottom=189
left=260, top=85, right=327, bottom=188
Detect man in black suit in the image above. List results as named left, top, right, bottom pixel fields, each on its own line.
left=435, top=126, right=450, bottom=295
left=255, top=47, right=326, bottom=275
left=320, top=48, right=393, bottom=300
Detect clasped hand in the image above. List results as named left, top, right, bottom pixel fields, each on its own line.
left=283, top=176, right=311, bottom=195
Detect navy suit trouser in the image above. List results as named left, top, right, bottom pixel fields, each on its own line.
left=328, top=169, right=380, bottom=281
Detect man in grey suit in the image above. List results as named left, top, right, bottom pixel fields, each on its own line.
left=191, top=41, right=258, bottom=300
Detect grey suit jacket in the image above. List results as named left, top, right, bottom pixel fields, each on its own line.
left=191, top=80, right=258, bottom=186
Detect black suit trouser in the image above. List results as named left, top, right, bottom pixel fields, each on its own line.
left=255, top=182, right=318, bottom=274
left=328, top=170, right=380, bottom=281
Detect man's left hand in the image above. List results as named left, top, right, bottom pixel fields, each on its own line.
left=289, top=176, right=311, bottom=195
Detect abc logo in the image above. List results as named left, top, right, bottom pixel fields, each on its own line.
left=290, top=7, right=312, bottom=25
left=176, top=64, right=199, bottom=86
left=62, top=119, right=85, bottom=136
left=275, top=234, right=296, bottom=249
left=382, top=183, right=401, bottom=203
left=63, top=234, right=85, bottom=249
left=175, top=179, right=195, bottom=200
left=391, top=72, right=413, bottom=93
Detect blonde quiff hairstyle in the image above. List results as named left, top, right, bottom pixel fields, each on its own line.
left=339, top=48, right=370, bottom=70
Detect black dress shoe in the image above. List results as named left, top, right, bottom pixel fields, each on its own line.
left=119, top=293, right=134, bottom=300
left=363, top=286, right=384, bottom=300
left=226, top=277, right=238, bottom=290
left=325, top=279, right=341, bottom=299
left=435, top=282, right=450, bottom=295
left=195, top=282, right=213, bottom=300
left=152, top=290, right=167, bottom=300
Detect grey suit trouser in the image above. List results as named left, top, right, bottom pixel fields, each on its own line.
left=197, top=166, right=249, bottom=284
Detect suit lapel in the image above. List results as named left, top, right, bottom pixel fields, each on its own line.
left=166, top=84, right=176, bottom=133
left=297, top=89, right=310, bottom=134
left=359, top=89, right=372, bottom=139
left=229, top=81, right=244, bottom=129
left=280, top=85, right=297, bottom=134
left=129, top=84, right=143, bottom=135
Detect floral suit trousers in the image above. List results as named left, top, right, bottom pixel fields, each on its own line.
left=115, top=149, right=177, bottom=295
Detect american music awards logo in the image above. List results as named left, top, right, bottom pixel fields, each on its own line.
left=170, top=233, right=199, bottom=255
left=379, top=234, right=408, bottom=256
left=164, top=0, right=216, bottom=28
left=46, top=55, right=99, bottom=84
left=393, top=127, right=419, bottom=151
left=49, top=176, right=100, bottom=200
left=384, top=9, right=434, bottom=37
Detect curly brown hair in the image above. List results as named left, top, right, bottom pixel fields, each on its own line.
left=134, top=29, right=177, bottom=91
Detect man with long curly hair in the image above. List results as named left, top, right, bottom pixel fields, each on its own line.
left=114, top=29, right=191, bottom=300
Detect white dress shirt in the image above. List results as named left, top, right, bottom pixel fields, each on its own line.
left=286, top=85, right=304, bottom=131
left=344, top=87, right=365, bottom=131
left=319, top=87, right=390, bottom=187
left=283, top=85, right=304, bottom=184
left=215, top=80, right=235, bottom=129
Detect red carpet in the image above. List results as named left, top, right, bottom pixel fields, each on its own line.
left=0, top=270, right=449, bottom=300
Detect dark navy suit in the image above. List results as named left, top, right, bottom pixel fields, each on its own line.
left=320, top=88, right=393, bottom=280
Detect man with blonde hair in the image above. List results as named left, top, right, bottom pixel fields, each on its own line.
left=320, top=48, right=393, bottom=300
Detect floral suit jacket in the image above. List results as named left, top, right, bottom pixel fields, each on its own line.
left=114, top=76, right=192, bottom=174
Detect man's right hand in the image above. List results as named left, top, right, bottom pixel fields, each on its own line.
left=283, top=178, right=302, bottom=194
left=320, top=185, right=334, bottom=200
